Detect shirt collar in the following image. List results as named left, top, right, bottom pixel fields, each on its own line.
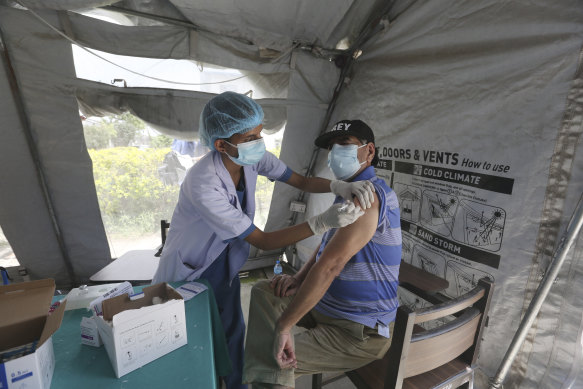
left=350, top=166, right=375, bottom=182
left=213, top=151, right=236, bottom=194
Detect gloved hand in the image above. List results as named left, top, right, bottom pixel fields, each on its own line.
left=330, top=180, right=375, bottom=209
left=307, top=201, right=364, bottom=235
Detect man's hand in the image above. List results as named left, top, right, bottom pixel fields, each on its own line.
left=307, top=201, right=364, bottom=235
left=330, top=180, right=375, bottom=209
left=270, top=274, right=301, bottom=297
left=273, top=329, right=297, bottom=369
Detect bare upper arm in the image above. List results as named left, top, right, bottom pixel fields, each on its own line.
left=317, top=192, right=380, bottom=271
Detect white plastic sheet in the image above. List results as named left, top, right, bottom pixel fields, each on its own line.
left=74, top=79, right=288, bottom=139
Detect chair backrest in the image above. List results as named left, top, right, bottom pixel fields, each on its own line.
left=160, top=219, right=170, bottom=244
left=381, top=277, right=494, bottom=388
left=155, top=220, right=170, bottom=257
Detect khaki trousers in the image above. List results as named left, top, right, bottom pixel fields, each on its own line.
left=243, top=281, right=393, bottom=388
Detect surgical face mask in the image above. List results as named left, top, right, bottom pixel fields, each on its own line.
left=225, top=138, right=266, bottom=166
left=327, top=143, right=367, bottom=180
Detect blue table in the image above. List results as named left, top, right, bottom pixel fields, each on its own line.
left=51, top=280, right=231, bottom=388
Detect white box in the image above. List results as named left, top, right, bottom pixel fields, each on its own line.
left=0, top=279, right=66, bottom=389
left=95, top=283, right=187, bottom=378
left=0, top=338, right=55, bottom=389
left=63, top=282, right=123, bottom=311
left=80, top=316, right=102, bottom=347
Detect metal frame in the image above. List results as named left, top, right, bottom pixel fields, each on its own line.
left=489, top=194, right=583, bottom=388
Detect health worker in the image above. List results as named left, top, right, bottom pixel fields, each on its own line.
left=153, top=91, right=375, bottom=389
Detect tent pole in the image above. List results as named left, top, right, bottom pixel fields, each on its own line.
left=0, top=23, right=77, bottom=285
left=489, top=192, right=583, bottom=388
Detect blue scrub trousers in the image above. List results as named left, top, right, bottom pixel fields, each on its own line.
left=201, top=246, right=247, bottom=389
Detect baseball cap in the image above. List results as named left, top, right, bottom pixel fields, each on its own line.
left=314, top=120, right=375, bottom=149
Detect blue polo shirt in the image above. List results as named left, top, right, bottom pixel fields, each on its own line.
left=314, top=166, right=402, bottom=329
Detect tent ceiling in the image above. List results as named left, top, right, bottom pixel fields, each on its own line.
left=12, top=0, right=387, bottom=52
left=116, top=0, right=189, bottom=24
left=169, top=0, right=352, bottom=51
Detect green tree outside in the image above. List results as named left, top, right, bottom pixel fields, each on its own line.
left=84, top=112, right=283, bottom=237
left=83, top=120, right=116, bottom=149
left=151, top=134, right=174, bottom=148
left=83, top=112, right=146, bottom=149
left=89, top=147, right=179, bottom=234
left=112, top=113, right=145, bottom=147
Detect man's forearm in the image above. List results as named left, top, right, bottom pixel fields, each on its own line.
left=276, top=258, right=341, bottom=331
left=293, top=254, right=316, bottom=283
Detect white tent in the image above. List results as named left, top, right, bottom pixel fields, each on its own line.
left=0, top=1, right=582, bottom=387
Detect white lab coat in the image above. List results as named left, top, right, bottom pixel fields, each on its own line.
left=153, top=150, right=289, bottom=283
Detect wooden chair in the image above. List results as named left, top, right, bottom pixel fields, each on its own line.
left=154, top=219, right=170, bottom=257
left=313, top=278, right=494, bottom=389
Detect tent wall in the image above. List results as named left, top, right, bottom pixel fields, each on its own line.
left=259, top=51, right=340, bottom=260
left=0, top=7, right=111, bottom=287
left=295, top=1, right=582, bottom=387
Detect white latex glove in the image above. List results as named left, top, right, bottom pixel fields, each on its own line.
left=307, top=201, right=364, bottom=235
left=330, top=180, right=375, bottom=209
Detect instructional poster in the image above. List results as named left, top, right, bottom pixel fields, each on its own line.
left=375, top=147, right=514, bottom=297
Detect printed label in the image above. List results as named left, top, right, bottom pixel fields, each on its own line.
left=0, top=363, right=7, bottom=389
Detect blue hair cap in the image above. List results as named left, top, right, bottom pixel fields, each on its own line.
left=199, top=91, right=264, bottom=151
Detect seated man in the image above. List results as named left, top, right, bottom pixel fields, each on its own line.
left=243, top=120, right=402, bottom=388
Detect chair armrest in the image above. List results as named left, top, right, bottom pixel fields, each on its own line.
left=411, top=308, right=480, bottom=342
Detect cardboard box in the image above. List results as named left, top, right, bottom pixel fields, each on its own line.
left=0, top=279, right=66, bottom=389
left=95, top=283, right=187, bottom=378
left=89, top=282, right=133, bottom=316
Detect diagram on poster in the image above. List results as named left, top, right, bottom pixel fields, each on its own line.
left=451, top=200, right=505, bottom=252
left=444, top=261, right=494, bottom=298
left=377, top=152, right=514, bottom=296
left=411, top=245, right=446, bottom=278
left=402, top=236, right=413, bottom=263
left=420, top=190, right=458, bottom=237
left=394, top=182, right=422, bottom=223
